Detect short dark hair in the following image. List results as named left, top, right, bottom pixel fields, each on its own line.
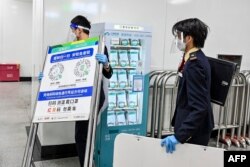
left=71, top=15, right=91, bottom=35
left=172, top=18, right=209, bottom=48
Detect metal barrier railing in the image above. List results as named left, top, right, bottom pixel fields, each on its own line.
left=157, top=72, right=178, bottom=138
left=216, top=72, right=250, bottom=148
left=147, top=70, right=250, bottom=148
left=147, top=70, right=178, bottom=138
left=147, top=70, right=167, bottom=137
left=242, top=71, right=250, bottom=145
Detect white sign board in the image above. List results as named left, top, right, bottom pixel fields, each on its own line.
left=114, top=133, right=224, bottom=167
left=33, top=37, right=99, bottom=123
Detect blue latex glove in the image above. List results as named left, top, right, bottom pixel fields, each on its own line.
left=38, top=72, right=43, bottom=81
left=95, top=53, right=108, bottom=66
left=161, top=135, right=179, bottom=153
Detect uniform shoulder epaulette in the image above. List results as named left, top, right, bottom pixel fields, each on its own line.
left=189, top=52, right=197, bottom=61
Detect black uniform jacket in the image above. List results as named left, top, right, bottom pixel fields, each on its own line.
left=172, top=49, right=214, bottom=143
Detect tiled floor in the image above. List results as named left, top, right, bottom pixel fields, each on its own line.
left=0, top=82, right=31, bottom=167
left=0, top=82, right=79, bottom=167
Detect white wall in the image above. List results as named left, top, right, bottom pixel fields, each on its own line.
left=0, top=1, right=3, bottom=58
left=98, top=0, right=167, bottom=70
left=164, top=0, right=250, bottom=70
left=0, top=0, right=32, bottom=77
left=33, top=0, right=250, bottom=146
left=0, top=0, right=249, bottom=77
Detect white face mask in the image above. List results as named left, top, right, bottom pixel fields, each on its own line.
left=177, top=38, right=186, bottom=51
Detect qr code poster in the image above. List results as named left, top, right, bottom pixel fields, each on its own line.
left=33, top=37, right=99, bottom=123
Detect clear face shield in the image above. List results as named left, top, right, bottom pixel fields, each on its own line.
left=66, top=23, right=90, bottom=42
left=170, top=31, right=186, bottom=53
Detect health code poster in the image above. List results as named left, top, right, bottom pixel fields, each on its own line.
left=33, top=37, right=99, bottom=123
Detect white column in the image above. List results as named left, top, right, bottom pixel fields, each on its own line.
left=31, top=0, right=44, bottom=119
left=0, top=0, right=4, bottom=62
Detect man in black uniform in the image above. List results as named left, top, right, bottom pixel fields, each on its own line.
left=161, top=18, right=214, bottom=153
left=70, top=15, right=113, bottom=166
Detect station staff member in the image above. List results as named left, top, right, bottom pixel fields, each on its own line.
left=70, top=15, right=113, bottom=166
left=161, top=18, right=214, bottom=153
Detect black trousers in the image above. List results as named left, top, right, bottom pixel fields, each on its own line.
left=75, top=120, right=89, bottom=167
left=75, top=87, right=105, bottom=167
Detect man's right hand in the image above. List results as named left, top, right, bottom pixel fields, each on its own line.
left=161, top=135, right=179, bottom=153
left=38, top=72, right=43, bottom=81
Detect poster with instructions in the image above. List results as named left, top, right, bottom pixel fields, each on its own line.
left=33, top=37, right=99, bottom=123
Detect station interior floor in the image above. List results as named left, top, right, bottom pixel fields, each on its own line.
left=0, top=82, right=79, bottom=167
left=0, top=81, right=249, bottom=167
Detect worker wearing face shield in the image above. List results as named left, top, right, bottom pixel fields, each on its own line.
left=69, top=15, right=113, bottom=167
left=68, top=23, right=90, bottom=41
left=161, top=18, right=214, bottom=153
left=39, top=15, right=113, bottom=167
